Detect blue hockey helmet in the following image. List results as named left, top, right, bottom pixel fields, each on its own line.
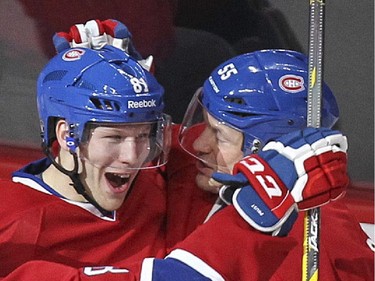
left=37, top=45, right=172, bottom=214
left=37, top=45, right=167, bottom=147
left=179, top=49, right=339, bottom=156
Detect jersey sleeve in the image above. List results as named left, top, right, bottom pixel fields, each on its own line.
left=166, top=206, right=297, bottom=281
left=163, top=202, right=375, bottom=281
left=1, top=259, right=215, bottom=281
left=0, top=260, right=135, bottom=281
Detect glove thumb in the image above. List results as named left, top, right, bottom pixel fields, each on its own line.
left=211, top=172, right=248, bottom=187
left=213, top=172, right=248, bottom=205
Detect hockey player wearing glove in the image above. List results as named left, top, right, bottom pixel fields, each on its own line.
left=0, top=20, right=372, bottom=281
left=173, top=49, right=374, bottom=279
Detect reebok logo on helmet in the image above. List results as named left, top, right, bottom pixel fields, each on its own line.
left=208, top=76, right=220, bottom=93
left=128, top=99, right=157, bottom=109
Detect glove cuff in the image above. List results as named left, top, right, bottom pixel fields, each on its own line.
left=233, top=188, right=298, bottom=234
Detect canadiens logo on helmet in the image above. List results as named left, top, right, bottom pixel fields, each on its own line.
left=279, top=75, right=305, bottom=93
left=63, top=49, right=86, bottom=61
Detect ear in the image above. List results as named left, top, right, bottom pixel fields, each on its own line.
left=55, top=120, right=70, bottom=151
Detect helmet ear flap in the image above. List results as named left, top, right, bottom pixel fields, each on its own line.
left=41, top=117, right=60, bottom=148
left=52, top=119, right=78, bottom=154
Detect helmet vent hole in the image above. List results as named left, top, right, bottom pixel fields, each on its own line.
left=104, top=100, right=113, bottom=110
left=227, top=112, right=258, bottom=118
left=113, top=103, right=121, bottom=111
left=90, top=98, right=102, bottom=109
left=89, top=98, right=120, bottom=111
left=224, top=97, right=246, bottom=105
left=43, top=70, right=68, bottom=83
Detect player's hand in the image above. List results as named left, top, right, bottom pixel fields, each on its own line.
left=53, top=19, right=142, bottom=60
left=212, top=127, right=349, bottom=236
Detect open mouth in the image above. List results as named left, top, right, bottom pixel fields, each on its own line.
left=105, top=173, right=131, bottom=188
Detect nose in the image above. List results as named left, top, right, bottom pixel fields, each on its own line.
left=117, top=139, right=139, bottom=165
left=193, top=127, right=215, bottom=155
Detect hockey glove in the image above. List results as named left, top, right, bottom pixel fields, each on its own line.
left=53, top=19, right=142, bottom=60
left=212, top=127, right=349, bottom=236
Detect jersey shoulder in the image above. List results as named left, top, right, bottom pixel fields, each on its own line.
left=0, top=178, right=59, bottom=213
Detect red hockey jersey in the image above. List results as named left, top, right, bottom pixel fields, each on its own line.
left=165, top=125, right=375, bottom=280
left=0, top=125, right=373, bottom=280
left=0, top=159, right=168, bottom=276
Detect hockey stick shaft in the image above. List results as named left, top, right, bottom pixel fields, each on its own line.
left=302, top=1, right=325, bottom=281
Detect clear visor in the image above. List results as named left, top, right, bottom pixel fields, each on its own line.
left=78, top=114, right=171, bottom=172
left=179, top=89, right=247, bottom=172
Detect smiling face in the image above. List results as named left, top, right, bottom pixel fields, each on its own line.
left=78, top=123, right=152, bottom=210
left=192, top=112, right=244, bottom=193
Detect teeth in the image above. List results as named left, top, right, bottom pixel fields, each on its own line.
left=114, top=174, right=130, bottom=178
left=106, top=172, right=130, bottom=188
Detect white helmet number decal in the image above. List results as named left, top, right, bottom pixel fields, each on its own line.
left=130, top=77, right=149, bottom=94
left=217, top=63, right=238, bottom=80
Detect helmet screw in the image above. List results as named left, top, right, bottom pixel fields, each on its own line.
left=251, top=139, right=261, bottom=154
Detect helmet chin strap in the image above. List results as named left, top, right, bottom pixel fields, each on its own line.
left=42, top=143, right=112, bottom=217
